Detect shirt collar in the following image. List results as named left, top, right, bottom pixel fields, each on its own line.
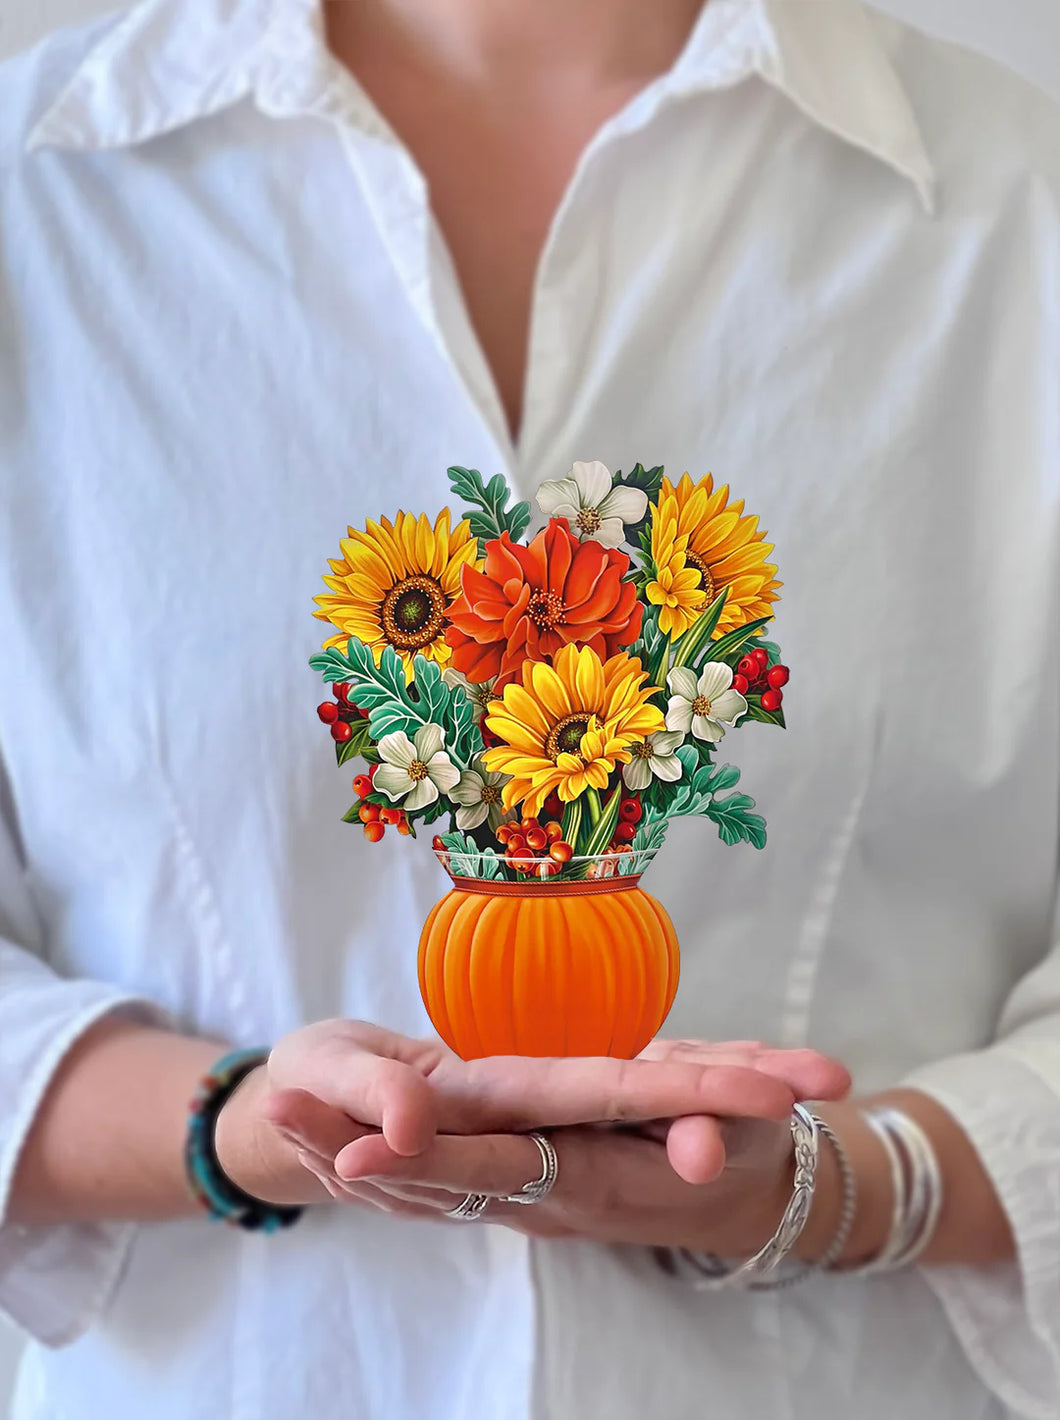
left=27, top=0, right=935, bottom=210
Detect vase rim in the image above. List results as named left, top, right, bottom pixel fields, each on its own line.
left=444, top=872, right=644, bottom=899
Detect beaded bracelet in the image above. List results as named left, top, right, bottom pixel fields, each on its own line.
left=185, top=1047, right=304, bottom=1234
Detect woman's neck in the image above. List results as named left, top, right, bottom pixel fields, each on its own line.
left=325, top=0, right=705, bottom=89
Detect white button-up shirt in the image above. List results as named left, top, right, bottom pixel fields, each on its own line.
left=1, top=1, right=1059, bottom=1416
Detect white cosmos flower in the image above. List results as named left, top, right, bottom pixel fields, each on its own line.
left=441, top=666, right=497, bottom=724
left=373, top=723, right=461, bottom=812
left=450, top=759, right=510, bottom=832
left=665, top=663, right=748, bottom=744
left=622, top=730, right=686, bottom=792
left=536, top=460, right=648, bottom=549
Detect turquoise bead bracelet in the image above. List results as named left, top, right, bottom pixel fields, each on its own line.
left=184, top=1047, right=304, bottom=1234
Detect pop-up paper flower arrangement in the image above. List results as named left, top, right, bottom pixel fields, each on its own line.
left=311, top=462, right=787, bottom=1059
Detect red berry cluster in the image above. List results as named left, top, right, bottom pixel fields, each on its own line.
left=731, top=647, right=790, bottom=714
left=350, top=767, right=410, bottom=842
left=608, top=794, right=642, bottom=849
left=495, top=816, right=572, bottom=875
left=317, top=682, right=370, bottom=743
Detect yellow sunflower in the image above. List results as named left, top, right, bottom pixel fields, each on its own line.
left=645, top=492, right=709, bottom=639
left=313, top=510, right=480, bottom=679
left=653, top=474, right=781, bottom=640
left=483, top=644, right=665, bottom=816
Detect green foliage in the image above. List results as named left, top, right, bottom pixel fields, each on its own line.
left=741, top=696, right=787, bottom=730
left=334, top=717, right=377, bottom=767
left=440, top=681, right=486, bottom=769
left=663, top=749, right=744, bottom=819
left=670, top=588, right=729, bottom=669
left=624, top=817, right=669, bottom=874
left=628, top=605, right=667, bottom=690
left=615, top=463, right=664, bottom=548
left=438, top=831, right=503, bottom=879
left=310, top=640, right=483, bottom=770
left=757, top=640, right=783, bottom=668
left=448, top=466, right=531, bottom=551
left=578, top=787, right=623, bottom=858
left=706, top=793, right=767, bottom=849
left=560, top=798, right=583, bottom=849
left=704, top=617, right=774, bottom=668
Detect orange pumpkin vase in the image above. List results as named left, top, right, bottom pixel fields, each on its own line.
left=418, top=872, right=680, bottom=1060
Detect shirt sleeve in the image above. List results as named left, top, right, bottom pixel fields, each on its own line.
left=902, top=927, right=1060, bottom=1420
left=0, top=761, right=169, bottom=1349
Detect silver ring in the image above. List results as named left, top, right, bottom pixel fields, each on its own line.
left=445, top=1191, right=490, bottom=1222
left=500, top=1132, right=559, bottom=1206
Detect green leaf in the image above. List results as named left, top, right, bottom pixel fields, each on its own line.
left=706, top=792, right=767, bottom=849
left=309, top=646, right=359, bottom=683
left=624, top=816, right=669, bottom=874
left=616, top=464, right=665, bottom=546
left=342, top=803, right=362, bottom=824
left=334, top=717, right=376, bottom=767
left=757, top=640, right=783, bottom=668
left=438, top=831, right=503, bottom=879
left=741, top=697, right=787, bottom=730
left=441, top=683, right=486, bottom=770
left=674, top=742, right=700, bottom=776
left=704, top=617, right=774, bottom=668
left=660, top=756, right=744, bottom=819
left=448, top=466, right=531, bottom=549
left=579, top=787, right=623, bottom=858
left=561, top=798, right=583, bottom=848
left=330, top=640, right=479, bottom=769
left=670, top=588, right=729, bottom=669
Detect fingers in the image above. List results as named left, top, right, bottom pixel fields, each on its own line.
left=433, top=1054, right=796, bottom=1134
left=264, top=1088, right=370, bottom=1155
left=663, top=1115, right=727, bottom=1185
left=268, top=1023, right=439, bottom=1156
left=335, top=1130, right=549, bottom=1199
left=639, top=1039, right=851, bottom=1103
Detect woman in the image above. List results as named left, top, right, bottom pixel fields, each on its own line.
left=0, top=0, right=1057, bottom=1416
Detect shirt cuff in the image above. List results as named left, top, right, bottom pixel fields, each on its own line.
left=0, top=986, right=169, bottom=1348
left=902, top=1043, right=1060, bottom=1420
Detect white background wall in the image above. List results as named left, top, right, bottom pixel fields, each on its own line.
left=0, top=0, right=1058, bottom=1414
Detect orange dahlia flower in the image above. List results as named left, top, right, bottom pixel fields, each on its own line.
left=445, top=519, right=643, bottom=685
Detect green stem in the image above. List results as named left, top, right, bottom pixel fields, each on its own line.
left=584, top=787, right=602, bottom=827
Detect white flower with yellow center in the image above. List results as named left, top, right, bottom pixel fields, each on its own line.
left=450, top=759, right=510, bottom=832
left=665, top=663, right=747, bottom=744
left=442, top=667, right=498, bottom=724
left=373, top=723, right=461, bottom=811
left=621, top=730, right=685, bottom=791
left=536, top=461, right=648, bottom=549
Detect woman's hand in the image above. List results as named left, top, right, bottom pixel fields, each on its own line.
left=333, top=1112, right=804, bottom=1254
left=214, top=1021, right=850, bottom=1214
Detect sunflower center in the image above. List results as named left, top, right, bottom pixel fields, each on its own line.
left=381, top=574, right=447, bottom=651
left=527, top=591, right=566, bottom=630
left=544, top=713, right=592, bottom=761
left=692, top=695, right=713, bottom=717
left=408, top=759, right=430, bottom=782
left=633, top=740, right=655, bottom=760
left=480, top=784, right=502, bottom=805
left=685, top=552, right=717, bottom=602
left=575, top=507, right=602, bottom=535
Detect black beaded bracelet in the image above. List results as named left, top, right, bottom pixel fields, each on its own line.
left=184, top=1048, right=304, bottom=1234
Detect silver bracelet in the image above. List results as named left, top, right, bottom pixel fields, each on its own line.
left=874, top=1108, right=944, bottom=1268
left=667, top=1103, right=821, bottom=1291
left=751, top=1114, right=858, bottom=1289
left=848, top=1106, right=943, bottom=1274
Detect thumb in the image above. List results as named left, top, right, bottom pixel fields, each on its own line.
left=268, top=1021, right=439, bottom=1156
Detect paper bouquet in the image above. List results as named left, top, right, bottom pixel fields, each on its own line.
left=310, top=462, right=787, bottom=1059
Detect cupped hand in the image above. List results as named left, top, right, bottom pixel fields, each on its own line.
left=215, top=1019, right=848, bottom=1215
